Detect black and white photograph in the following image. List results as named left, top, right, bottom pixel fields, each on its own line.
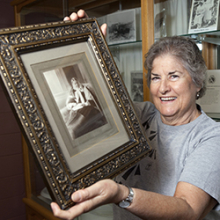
left=107, top=9, right=136, bottom=45
left=43, top=64, right=107, bottom=141
left=131, top=71, right=143, bottom=102
left=188, top=0, right=220, bottom=33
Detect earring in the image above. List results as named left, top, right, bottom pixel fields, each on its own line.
left=196, top=92, right=200, bottom=98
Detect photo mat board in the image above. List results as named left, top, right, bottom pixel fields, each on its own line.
left=0, top=18, right=151, bottom=209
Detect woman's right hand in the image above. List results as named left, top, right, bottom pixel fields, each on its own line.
left=64, top=9, right=107, bottom=37
left=51, top=179, right=129, bottom=220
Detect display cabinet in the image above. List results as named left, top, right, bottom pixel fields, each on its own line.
left=10, top=0, right=220, bottom=111
left=146, top=0, right=219, bottom=121
left=10, top=0, right=219, bottom=219
left=142, top=0, right=219, bottom=101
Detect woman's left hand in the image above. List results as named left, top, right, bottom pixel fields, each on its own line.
left=64, top=9, right=88, bottom=22
left=51, top=179, right=128, bottom=220
left=64, top=9, right=107, bottom=37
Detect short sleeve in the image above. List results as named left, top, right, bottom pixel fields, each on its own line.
left=179, top=124, right=220, bottom=204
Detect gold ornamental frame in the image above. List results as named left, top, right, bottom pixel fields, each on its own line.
left=0, top=18, right=150, bottom=209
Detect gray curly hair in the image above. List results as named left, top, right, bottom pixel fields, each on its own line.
left=144, top=36, right=207, bottom=99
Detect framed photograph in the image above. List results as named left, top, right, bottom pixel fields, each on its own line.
left=107, top=9, right=136, bottom=45
left=131, top=71, right=143, bottom=102
left=197, top=70, right=220, bottom=119
left=0, top=18, right=150, bottom=209
left=154, top=8, right=167, bottom=39
left=188, top=0, right=220, bottom=34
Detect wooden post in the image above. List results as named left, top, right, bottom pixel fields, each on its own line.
left=141, top=0, right=154, bottom=101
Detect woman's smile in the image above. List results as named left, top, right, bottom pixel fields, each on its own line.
left=160, top=96, right=177, bottom=102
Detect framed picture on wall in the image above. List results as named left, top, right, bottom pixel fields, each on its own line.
left=196, top=69, right=220, bottom=119
left=0, top=18, right=150, bottom=210
left=188, top=0, right=220, bottom=34
left=131, top=71, right=143, bottom=102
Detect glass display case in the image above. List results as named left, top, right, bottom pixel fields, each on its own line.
left=152, top=0, right=220, bottom=121
left=11, top=0, right=141, bottom=26
left=152, top=0, right=220, bottom=69
left=10, top=0, right=220, bottom=219
left=11, top=0, right=144, bottom=100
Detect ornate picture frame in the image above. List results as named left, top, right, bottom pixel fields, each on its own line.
left=0, top=18, right=150, bottom=209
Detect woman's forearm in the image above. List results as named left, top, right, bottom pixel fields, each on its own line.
left=126, top=188, right=194, bottom=220
left=124, top=181, right=216, bottom=220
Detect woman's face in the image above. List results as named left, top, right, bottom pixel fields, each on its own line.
left=150, top=54, right=200, bottom=125
left=71, top=78, right=80, bottom=89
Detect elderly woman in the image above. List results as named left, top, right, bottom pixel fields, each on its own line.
left=51, top=10, right=220, bottom=220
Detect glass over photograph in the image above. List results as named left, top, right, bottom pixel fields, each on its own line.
left=43, top=64, right=107, bottom=141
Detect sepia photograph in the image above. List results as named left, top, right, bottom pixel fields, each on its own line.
left=26, top=47, right=124, bottom=173
left=43, top=64, right=107, bottom=141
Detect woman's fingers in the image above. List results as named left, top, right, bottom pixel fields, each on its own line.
left=100, top=23, right=107, bottom=37
left=51, top=202, right=88, bottom=220
left=64, top=9, right=107, bottom=37
left=63, top=16, right=70, bottom=21
left=71, top=179, right=117, bottom=204
left=77, top=9, right=89, bottom=19
left=51, top=180, right=120, bottom=219
left=69, top=12, right=79, bottom=21
left=64, top=9, right=88, bottom=22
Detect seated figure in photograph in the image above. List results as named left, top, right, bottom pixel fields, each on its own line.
left=61, top=76, right=106, bottom=139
